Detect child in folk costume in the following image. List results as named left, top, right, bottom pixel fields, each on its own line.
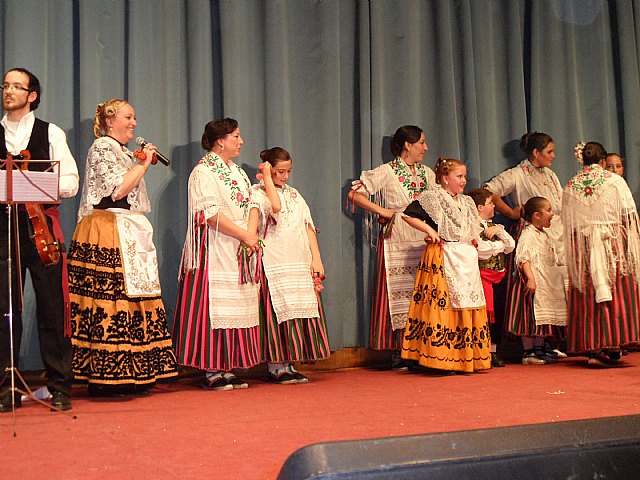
left=563, top=142, right=640, bottom=367
left=248, top=147, right=330, bottom=384
left=401, top=158, right=491, bottom=373
left=507, top=196, right=567, bottom=364
left=348, top=125, right=435, bottom=370
left=173, top=118, right=261, bottom=391
left=467, top=188, right=515, bottom=367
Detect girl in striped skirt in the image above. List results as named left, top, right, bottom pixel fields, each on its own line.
left=173, top=118, right=261, bottom=391
left=248, top=147, right=330, bottom=384
left=506, top=197, right=567, bottom=364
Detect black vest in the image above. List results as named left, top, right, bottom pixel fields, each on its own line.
left=0, top=117, right=51, bottom=167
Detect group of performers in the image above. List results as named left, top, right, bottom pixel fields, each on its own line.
left=2, top=66, right=639, bottom=413
left=352, top=128, right=640, bottom=374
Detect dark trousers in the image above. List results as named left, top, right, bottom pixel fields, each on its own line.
left=0, top=206, right=72, bottom=397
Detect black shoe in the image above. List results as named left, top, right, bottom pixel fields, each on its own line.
left=50, top=392, right=72, bottom=412
left=88, top=383, right=129, bottom=398
left=391, top=360, right=410, bottom=372
left=223, top=373, right=249, bottom=389
left=491, top=353, right=506, bottom=367
left=287, top=366, right=309, bottom=384
left=268, top=370, right=297, bottom=385
left=534, top=350, right=558, bottom=364
left=0, top=392, right=21, bottom=413
left=203, top=375, right=233, bottom=391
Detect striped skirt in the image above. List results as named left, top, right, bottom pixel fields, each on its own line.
left=506, top=265, right=566, bottom=338
left=567, top=240, right=640, bottom=352
left=68, top=210, right=178, bottom=386
left=369, top=233, right=403, bottom=350
left=401, top=244, right=491, bottom=373
left=172, top=224, right=260, bottom=371
left=259, top=270, right=330, bottom=363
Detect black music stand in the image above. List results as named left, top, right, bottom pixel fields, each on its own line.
left=0, top=157, right=69, bottom=434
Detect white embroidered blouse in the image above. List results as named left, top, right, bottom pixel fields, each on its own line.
left=77, top=136, right=150, bottom=221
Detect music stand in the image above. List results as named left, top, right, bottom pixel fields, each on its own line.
left=0, top=157, right=69, bottom=434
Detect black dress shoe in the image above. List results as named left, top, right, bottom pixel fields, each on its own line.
left=0, top=392, right=22, bottom=413
left=491, top=353, right=506, bottom=367
left=88, top=383, right=129, bottom=397
left=50, top=392, right=72, bottom=411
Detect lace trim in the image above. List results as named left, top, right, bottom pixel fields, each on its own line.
left=78, top=136, right=150, bottom=221
left=418, top=188, right=479, bottom=242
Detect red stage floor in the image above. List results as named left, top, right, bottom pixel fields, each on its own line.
left=2, top=354, right=640, bottom=479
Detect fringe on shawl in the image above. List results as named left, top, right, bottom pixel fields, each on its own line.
left=349, top=180, right=392, bottom=249
left=562, top=173, right=640, bottom=297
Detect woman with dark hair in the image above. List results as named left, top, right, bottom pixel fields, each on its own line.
left=563, top=141, right=640, bottom=367
left=484, top=131, right=567, bottom=364
left=248, top=147, right=330, bottom=384
left=348, top=125, right=435, bottom=370
left=401, top=157, right=491, bottom=373
left=173, top=118, right=261, bottom=391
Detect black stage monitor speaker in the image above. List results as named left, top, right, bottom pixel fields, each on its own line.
left=278, top=414, right=640, bottom=479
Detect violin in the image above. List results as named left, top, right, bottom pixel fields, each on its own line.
left=9, top=151, right=60, bottom=266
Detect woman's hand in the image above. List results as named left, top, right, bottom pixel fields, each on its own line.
left=379, top=208, right=395, bottom=220
left=311, top=258, right=325, bottom=279
left=141, top=142, right=157, bottom=169
left=242, top=230, right=260, bottom=253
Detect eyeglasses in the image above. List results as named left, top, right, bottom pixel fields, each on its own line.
left=1, top=83, right=31, bottom=93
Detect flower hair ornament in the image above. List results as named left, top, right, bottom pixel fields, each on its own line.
left=574, top=141, right=586, bottom=165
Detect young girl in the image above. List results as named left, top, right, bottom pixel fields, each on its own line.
left=249, top=147, right=330, bottom=384
left=508, top=196, right=567, bottom=364
left=401, top=157, right=491, bottom=373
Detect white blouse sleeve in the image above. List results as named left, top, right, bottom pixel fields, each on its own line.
left=189, top=167, right=222, bottom=221
left=484, top=167, right=516, bottom=197
left=515, top=227, right=537, bottom=265
left=351, top=163, right=392, bottom=196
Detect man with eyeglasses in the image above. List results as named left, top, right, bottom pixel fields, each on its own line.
left=0, top=67, right=78, bottom=412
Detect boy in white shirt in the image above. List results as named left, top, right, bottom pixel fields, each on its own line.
left=468, top=188, right=515, bottom=367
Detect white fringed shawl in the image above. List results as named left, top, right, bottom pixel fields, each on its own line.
left=562, top=164, right=640, bottom=303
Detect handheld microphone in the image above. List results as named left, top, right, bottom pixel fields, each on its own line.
left=135, top=137, right=171, bottom=166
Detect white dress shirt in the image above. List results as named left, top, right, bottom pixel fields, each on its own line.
left=2, top=111, right=79, bottom=198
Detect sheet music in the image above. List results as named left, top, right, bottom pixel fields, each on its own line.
left=0, top=169, right=60, bottom=203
